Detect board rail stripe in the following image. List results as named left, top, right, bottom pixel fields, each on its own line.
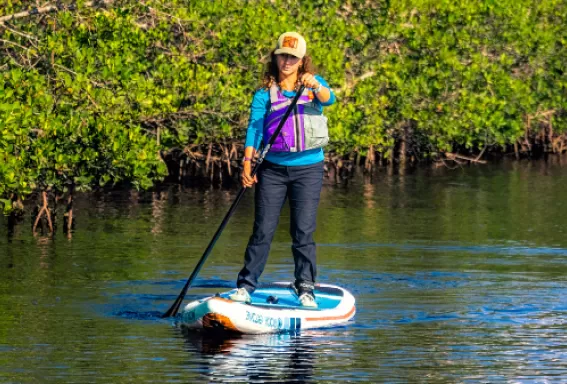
left=305, top=306, right=356, bottom=322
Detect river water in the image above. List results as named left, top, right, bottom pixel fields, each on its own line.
left=1, top=157, right=566, bottom=383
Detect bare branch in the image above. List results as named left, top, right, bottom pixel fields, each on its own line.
left=444, top=152, right=487, bottom=164
left=0, top=38, right=35, bottom=52
left=0, top=0, right=115, bottom=24
left=0, top=23, right=38, bottom=42
left=335, top=71, right=376, bottom=95
left=52, top=63, right=108, bottom=88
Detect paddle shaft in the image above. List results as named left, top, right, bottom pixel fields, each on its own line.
left=162, top=85, right=306, bottom=318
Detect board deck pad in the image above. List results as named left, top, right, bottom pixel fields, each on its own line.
left=218, top=283, right=343, bottom=310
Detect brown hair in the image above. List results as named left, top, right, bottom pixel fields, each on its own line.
left=261, top=49, right=317, bottom=90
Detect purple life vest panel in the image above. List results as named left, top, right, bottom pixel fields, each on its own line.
left=264, top=85, right=329, bottom=152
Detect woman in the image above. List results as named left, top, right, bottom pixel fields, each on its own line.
left=230, top=32, right=336, bottom=307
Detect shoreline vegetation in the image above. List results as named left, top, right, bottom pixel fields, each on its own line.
left=1, top=0, right=567, bottom=231
left=4, top=153, right=567, bottom=240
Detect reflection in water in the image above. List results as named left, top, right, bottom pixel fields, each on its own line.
left=128, top=189, right=140, bottom=220
left=36, top=236, right=52, bottom=270
left=151, top=191, right=168, bottom=235
left=363, top=183, right=375, bottom=210
left=181, top=329, right=316, bottom=383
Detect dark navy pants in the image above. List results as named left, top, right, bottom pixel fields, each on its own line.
left=237, top=160, right=324, bottom=292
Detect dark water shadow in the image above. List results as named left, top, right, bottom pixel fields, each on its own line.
left=114, top=310, right=166, bottom=321
left=105, top=279, right=237, bottom=321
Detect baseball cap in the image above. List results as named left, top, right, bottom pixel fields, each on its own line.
left=274, top=32, right=307, bottom=58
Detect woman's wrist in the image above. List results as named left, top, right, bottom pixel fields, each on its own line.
left=313, top=83, right=323, bottom=94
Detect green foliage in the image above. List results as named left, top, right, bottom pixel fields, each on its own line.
left=1, top=0, right=567, bottom=212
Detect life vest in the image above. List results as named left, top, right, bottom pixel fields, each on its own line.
left=263, top=84, right=329, bottom=152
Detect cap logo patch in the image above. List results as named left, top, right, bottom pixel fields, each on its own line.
left=282, top=36, right=298, bottom=49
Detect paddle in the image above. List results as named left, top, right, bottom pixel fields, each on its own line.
left=162, top=85, right=306, bottom=318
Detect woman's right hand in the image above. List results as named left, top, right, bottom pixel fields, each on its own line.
left=241, top=161, right=258, bottom=188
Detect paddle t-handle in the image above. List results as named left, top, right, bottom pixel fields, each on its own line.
left=162, top=85, right=306, bottom=318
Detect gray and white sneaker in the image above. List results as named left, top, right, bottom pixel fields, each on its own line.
left=298, top=292, right=317, bottom=308
left=229, top=287, right=251, bottom=303
left=293, top=281, right=315, bottom=295
left=293, top=281, right=317, bottom=308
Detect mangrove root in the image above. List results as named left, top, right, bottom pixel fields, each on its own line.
left=33, top=191, right=53, bottom=234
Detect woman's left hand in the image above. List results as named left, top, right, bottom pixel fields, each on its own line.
left=300, top=73, right=319, bottom=89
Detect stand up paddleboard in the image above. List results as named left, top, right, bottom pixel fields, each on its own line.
left=179, top=282, right=355, bottom=334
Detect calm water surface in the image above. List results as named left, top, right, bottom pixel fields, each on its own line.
left=1, top=158, right=566, bottom=383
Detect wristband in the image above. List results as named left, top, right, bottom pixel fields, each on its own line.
left=243, top=157, right=252, bottom=162
left=313, top=83, right=323, bottom=94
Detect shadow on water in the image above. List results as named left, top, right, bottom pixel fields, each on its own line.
left=114, top=310, right=165, bottom=321
left=180, top=329, right=316, bottom=384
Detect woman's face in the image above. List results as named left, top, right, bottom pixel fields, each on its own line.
left=276, top=53, right=302, bottom=76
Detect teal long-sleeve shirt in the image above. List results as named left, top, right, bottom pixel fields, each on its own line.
left=244, top=75, right=336, bottom=166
